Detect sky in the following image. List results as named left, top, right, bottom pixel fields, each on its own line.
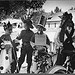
left=43, top=0, right=75, bottom=12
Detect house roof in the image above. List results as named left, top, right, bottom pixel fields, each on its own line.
left=47, top=12, right=63, bottom=22
left=47, top=15, right=61, bottom=22
left=52, top=12, right=63, bottom=17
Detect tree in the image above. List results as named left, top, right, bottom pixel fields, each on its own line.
left=54, top=6, right=60, bottom=13
left=70, top=7, right=73, bottom=10
left=59, top=9, right=62, bottom=12
left=50, top=10, right=54, bottom=15
left=0, top=0, right=47, bottom=19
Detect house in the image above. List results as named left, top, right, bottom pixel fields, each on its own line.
left=45, top=12, right=63, bottom=29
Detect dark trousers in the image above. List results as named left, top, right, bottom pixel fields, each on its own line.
left=56, top=51, right=70, bottom=65
left=11, top=48, right=17, bottom=73
left=55, top=48, right=63, bottom=65
left=18, top=44, right=33, bottom=72
left=56, top=49, right=74, bottom=66
left=56, top=42, right=75, bottom=66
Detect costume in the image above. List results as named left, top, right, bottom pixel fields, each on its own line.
left=0, top=22, right=17, bottom=73
left=16, top=19, right=34, bottom=73
left=31, top=15, right=50, bottom=48
left=31, top=32, right=50, bottom=46
left=55, top=12, right=75, bottom=70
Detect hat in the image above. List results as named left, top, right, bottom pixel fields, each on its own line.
left=3, top=21, right=12, bottom=31
left=21, top=17, right=33, bottom=29
left=60, top=12, right=69, bottom=20
left=36, top=24, right=46, bottom=31
left=37, top=15, right=46, bottom=31
left=60, top=12, right=71, bottom=28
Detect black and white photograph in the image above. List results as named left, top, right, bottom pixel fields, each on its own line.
left=0, top=0, right=75, bottom=74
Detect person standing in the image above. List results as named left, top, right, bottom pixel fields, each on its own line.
left=30, top=16, right=51, bottom=73
left=16, top=18, right=34, bottom=73
left=31, top=15, right=51, bottom=52
left=55, top=12, right=75, bottom=70
left=0, top=21, right=17, bottom=73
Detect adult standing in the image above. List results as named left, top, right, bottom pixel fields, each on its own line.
left=0, top=21, right=17, bottom=73
left=31, top=15, right=51, bottom=51
left=16, top=18, right=34, bottom=73
left=55, top=12, right=75, bottom=71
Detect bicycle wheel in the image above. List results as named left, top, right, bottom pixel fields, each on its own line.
left=46, top=65, right=69, bottom=74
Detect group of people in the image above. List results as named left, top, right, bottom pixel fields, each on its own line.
left=0, top=16, right=51, bottom=73
left=0, top=11, right=75, bottom=73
